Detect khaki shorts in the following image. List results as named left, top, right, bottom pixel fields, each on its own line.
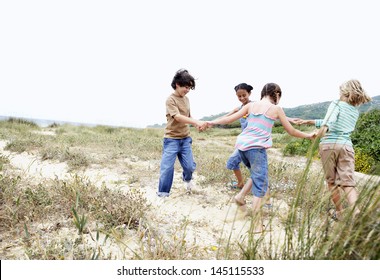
left=319, top=143, right=355, bottom=187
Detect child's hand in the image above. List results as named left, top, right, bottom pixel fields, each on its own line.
left=197, top=121, right=208, bottom=132
left=297, top=119, right=315, bottom=125
left=288, top=118, right=304, bottom=125
left=308, top=130, right=318, bottom=140
left=206, top=121, right=214, bottom=128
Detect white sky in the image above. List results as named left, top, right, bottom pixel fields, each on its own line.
left=1, top=0, right=379, bottom=128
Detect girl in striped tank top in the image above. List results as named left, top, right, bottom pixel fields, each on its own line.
left=208, top=83, right=315, bottom=233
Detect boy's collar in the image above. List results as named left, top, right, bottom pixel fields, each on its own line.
left=173, top=91, right=185, bottom=97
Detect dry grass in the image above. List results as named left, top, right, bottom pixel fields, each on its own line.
left=0, top=119, right=379, bottom=260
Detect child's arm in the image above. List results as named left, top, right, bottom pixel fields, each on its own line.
left=221, top=107, right=240, bottom=118
left=289, top=118, right=316, bottom=125
left=316, top=126, right=328, bottom=139
left=287, top=117, right=302, bottom=124
left=209, top=104, right=249, bottom=125
left=277, top=107, right=315, bottom=139
left=173, top=114, right=206, bottom=128
left=290, top=118, right=326, bottom=129
left=211, top=107, right=240, bottom=122
left=299, top=119, right=316, bottom=125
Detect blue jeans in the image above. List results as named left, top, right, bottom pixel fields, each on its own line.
left=239, top=148, right=268, bottom=198
left=157, top=137, right=196, bottom=197
left=226, top=149, right=242, bottom=170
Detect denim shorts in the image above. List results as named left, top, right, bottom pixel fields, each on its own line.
left=226, top=149, right=242, bottom=170
left=239, top=148, right=268, bottom=198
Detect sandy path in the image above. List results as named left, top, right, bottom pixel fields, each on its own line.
left=0, top=140, right=69, bottom=181
left=1, top=136, right=378, bottom=259
left=0, top=138, right=274, bottom=258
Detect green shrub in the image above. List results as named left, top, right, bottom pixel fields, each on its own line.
left=352, top=109, right=380, bottom=162
left=62, top=149, right=89, bottom=170
left=0, top=155, right=9, bottom=171
left=7, top=117, right=38, bottom=128
left=5, top=138, right=45, bottom=153
left=283, top=139, right=311, bottom=156
left=355, top=148, right=376, bottom=174
left=370, top=163, right=380, bottom=175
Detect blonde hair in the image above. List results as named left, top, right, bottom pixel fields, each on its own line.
left=339, top=79, right=372, bottom=106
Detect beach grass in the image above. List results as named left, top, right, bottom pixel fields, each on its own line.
left=0, top=119, right=379, bottom=259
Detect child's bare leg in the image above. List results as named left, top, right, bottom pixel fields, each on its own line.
left=233, top=169, right=244, bottom=188
left=264, top=187, right=272, bottom=205
left=234, top=178, right=252, bottom=205
left=342, top=186, right=360, bottom=216
left=328, top=183, right=343, bottom=212
left=250, top=195, right=263, bottom=233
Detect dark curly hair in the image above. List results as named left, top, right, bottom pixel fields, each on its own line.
left=234, top=83, right=253, bottom=93
left=261, top=83, right=282, bottom=104
left=171, top=69, right=196, bottom=90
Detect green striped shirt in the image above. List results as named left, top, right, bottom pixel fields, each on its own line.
left=315, top=100, right=359, bottom=146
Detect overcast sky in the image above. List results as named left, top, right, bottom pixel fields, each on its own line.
left=1, top=0, right=379, bottom=128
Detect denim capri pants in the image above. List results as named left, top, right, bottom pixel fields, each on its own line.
left=239, top=148, right=268, bottom=198
left=226, top=149, right=242, bottom=170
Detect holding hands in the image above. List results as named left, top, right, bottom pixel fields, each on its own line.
left=196, top=121, right=215, bottom=132
left=196, top=121, right=209, bottom=132
left=289, top=118, right=315, bottom=126
left=206, top=121, right=214, bottom=129
left=288, top=118, right=318, bottom=140
left=287, top=117, right=303, bottom=125
left=307, top=130, right=318, bottom=140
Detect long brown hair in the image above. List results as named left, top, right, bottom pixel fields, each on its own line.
left=261, top=83, right=282, bottom=104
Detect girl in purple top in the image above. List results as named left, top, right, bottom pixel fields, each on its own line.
left=208, top=83, right=315, bottom=233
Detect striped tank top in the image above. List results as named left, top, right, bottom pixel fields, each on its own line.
left=235, top=106, right=276, bottom=151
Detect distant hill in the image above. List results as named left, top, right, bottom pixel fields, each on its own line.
left=145, top=95, right=380, bottom=128
left=201, top=95, right=380, bottom=123
left=0, top=116, right=98, bottom=128
left=283, top=95, right=380, bottom=119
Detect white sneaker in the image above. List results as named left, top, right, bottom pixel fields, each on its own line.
left=185, top=181, right=193, bottom=193
left=155, top=195, right=168, bottom=206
